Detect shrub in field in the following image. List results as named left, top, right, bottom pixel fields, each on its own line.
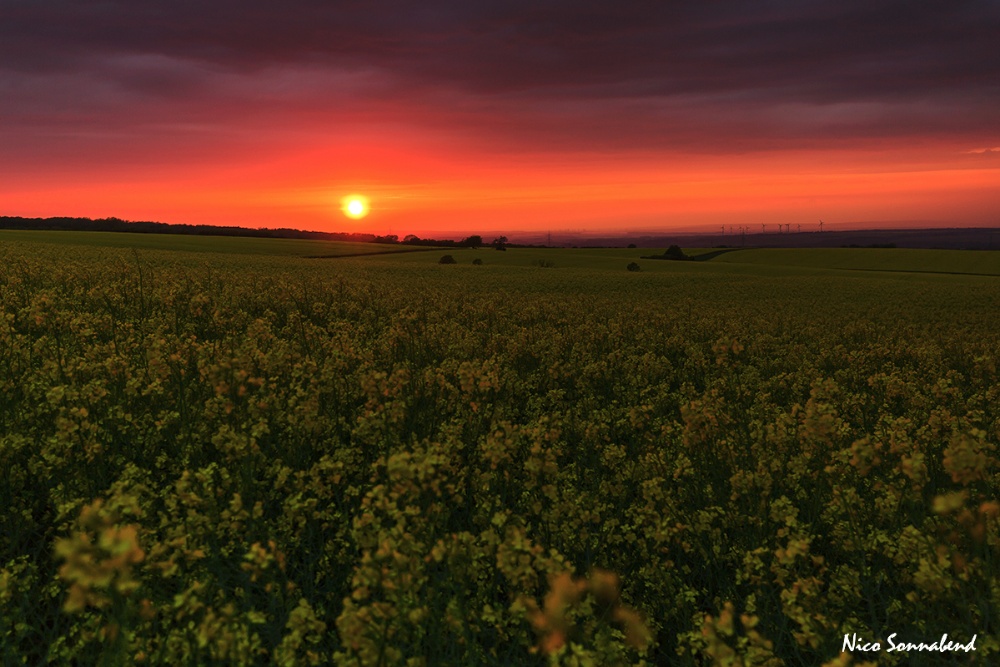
left=534, top=259, right=555, bottom=268
left=627, top=262, right=641, bottom=272
left=663, top=244, right=688, bottom=260
left=438, top=254, right=457, bottom=264
left=472, top=258, right=483, bottom=265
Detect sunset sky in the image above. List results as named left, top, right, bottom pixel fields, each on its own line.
left=2, top=1, right=998, bottom=237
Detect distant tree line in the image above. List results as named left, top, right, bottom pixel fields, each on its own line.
left=0, top=217, right=498, bottom=248
left=0, top=216, right=382, bottom=242
left=401, top=234, right=486, bottom=248
left=0, top=216, right=560, bottom=249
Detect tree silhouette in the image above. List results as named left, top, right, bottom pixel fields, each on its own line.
left=663, top=245, right=688, bottom=260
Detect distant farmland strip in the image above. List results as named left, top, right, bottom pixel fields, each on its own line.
left=0, top=229, right=422, bottom=257
left=707, top=247, right=1000, bottom=276
left=305, top=247, right=438, bottom=259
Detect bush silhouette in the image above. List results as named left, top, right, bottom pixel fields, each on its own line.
left=663, top=245, right=688, bottom=260
left=472, top=258, right=483, bottom=265
left=439, top=255, right=457, bottom=264
left=627, top=262, right=641, bottom=272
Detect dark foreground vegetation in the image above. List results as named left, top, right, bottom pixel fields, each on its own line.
left=0, top=239, right=997, bottom=665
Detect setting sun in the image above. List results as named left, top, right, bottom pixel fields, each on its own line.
left=341, top=194, right=370, bottom=220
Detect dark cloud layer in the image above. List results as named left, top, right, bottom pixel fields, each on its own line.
left=5, top=1, right=998, bottom=94
left=2, top=0, right=999, bottom=152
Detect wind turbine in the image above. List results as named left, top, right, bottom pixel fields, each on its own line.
left=819, top=220, right=824, bottom=233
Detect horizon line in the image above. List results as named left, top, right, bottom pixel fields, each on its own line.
left=4, top=214, right=1000, bottom=243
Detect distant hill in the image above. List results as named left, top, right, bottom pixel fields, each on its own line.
left=539, top=227, right=1000, bottom=250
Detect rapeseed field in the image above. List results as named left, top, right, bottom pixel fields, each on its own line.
left=0, top=235, right=997, bottom=665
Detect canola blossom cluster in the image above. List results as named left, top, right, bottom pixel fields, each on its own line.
left=0, top=239, right=997, bottom=665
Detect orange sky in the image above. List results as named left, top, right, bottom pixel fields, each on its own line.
left=3, top=137, right=996, bottom=237
left=2, top=2, right=998, bottom=238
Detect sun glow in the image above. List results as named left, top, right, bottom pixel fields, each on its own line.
left=341, top=194, right=370, bottom=219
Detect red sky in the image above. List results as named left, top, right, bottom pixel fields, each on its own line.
left=2, top=1, right=998, bottom=238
